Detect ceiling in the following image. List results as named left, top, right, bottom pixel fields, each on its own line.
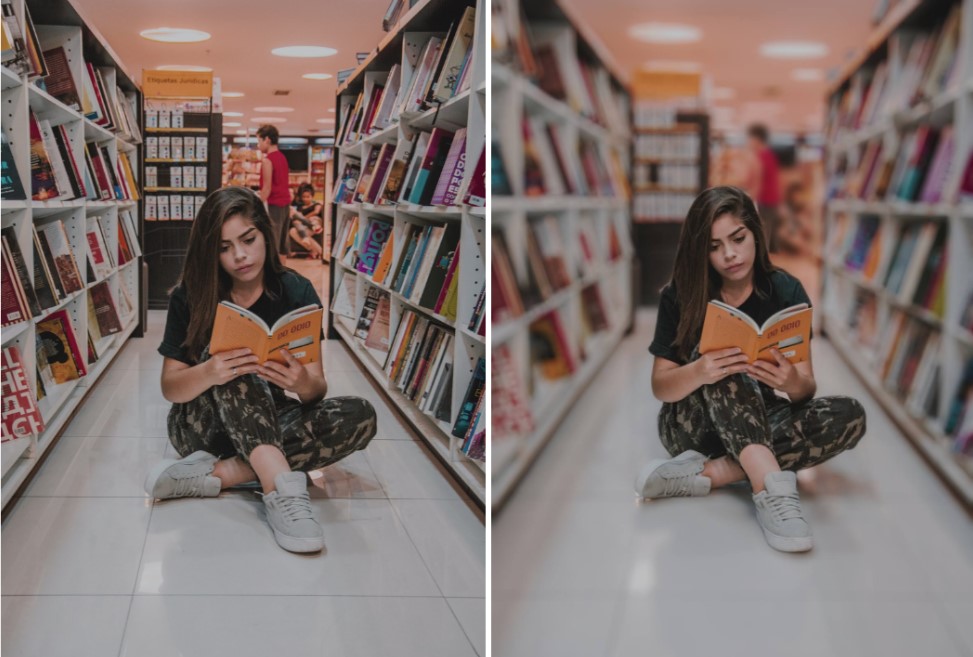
left=71, top=0, right=393, bottom=137
left=559, top=0, right=878, bottom=136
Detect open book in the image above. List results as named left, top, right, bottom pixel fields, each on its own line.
left=209, top=302, right=323, bottom=365
left=699, top=300, right=812, bottom=364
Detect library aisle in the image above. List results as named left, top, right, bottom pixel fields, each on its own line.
left=2, top=302, right=485, bottom=655
left=493, top=305, right=973, bottom=657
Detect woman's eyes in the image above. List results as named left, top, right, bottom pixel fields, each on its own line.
left=710, top=236, right=746, bottom=251
left=220, top=237, right=257, bottom=252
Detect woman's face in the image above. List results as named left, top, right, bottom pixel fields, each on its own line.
left=300, top=191, right=314, bottom=205
left=219, top=213, right=266, bottom=287
left=709, top=212, right=755, bottom=284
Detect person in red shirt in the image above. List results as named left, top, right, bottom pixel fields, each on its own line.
left=747, top=124, right=782, bottom=253
left=257, top=124, right=291, bottom=257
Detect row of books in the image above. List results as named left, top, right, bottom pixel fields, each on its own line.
left=21, top=110, right=139, bottom=203
left=841, top=215, right=947, bottom=314
left=332, top=213, right=464, bottom=322
left=491, top=343, right=534, bottom=441
left=1, top=345, right=44, bottom=443
left=453, top=357, right=485, bottom=462
left=145, top=164, right=208, bottom=190
left=828, top=5, right=962, bottom=138
left=145, top=194, right=206, bottom=221
left=336, top=126, right=485, bottom=209
left=945, top=357, right=973, bottom=457
left=146, top=136, right=209, bottom=162
left=380, top=0, right=417, bottom=32
left=521, top=118, right=628, bottom=198
left=841, top=123, right=969, bottom=204
left=633, top=162, right=701, bottom=189
left=339, top=5, right=478, bottom=145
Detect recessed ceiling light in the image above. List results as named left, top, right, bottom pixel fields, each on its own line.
left=316, top=118, right=335, bottom=124
left=223, top=111, right=243, bottom=117
left=791, top=68, right=824, bottom=81
left=251, top=117, right=286, bottom=123
left=302, top=73, right=333, bottom=80
left=328, top=108, right=336, bottom=113
left=271, top=46, right=338, bottom=58
left=235, top=130, right=247, bottom=135
left=156, top=65, right=213, bottom=72
left=253, top=106, right=294, bottom=113
left=223, top=91, right=245, bottom=98
left=642, top=60, right=702, bottom=73
left=629, top=23, right=701, bottom=44
left=760, top=41, right=828, bottom=59
left=140, top=27, right=211, bottom=43
left=224, top=122, right=241, bottom=127
left=712, top=86, right=736, bottom=100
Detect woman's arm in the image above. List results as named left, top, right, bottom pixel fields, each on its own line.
left=161, top=349, right=260, bottom=403
left=651, top=348, right=750, bottom=403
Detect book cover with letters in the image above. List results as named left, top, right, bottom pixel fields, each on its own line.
left=700, top=301, right=812, bottom=364
left=209, top=302, right=322, bottom=365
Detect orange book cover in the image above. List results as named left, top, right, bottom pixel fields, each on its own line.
left=209, top=301, right=322, bottom=365
left=699, top=300, right=812, bottom=364
left=372, top=235, right=394, bottom=285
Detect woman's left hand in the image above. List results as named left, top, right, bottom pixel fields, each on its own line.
left=746, top=349, right=802, bottom=394
left=257, top=349, right=312, bottom=397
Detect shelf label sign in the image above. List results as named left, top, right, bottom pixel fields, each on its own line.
left=143, top=70, right=214, bottom=98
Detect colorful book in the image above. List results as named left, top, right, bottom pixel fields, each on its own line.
left=355, top=219, right=393, bottom=276
left=1, top=345, right=44, bottom=442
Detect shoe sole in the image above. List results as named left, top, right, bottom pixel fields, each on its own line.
left=634, top=451, right=704, bottom=498
left=761, top=528, right=813, bottom=552
left=271, top=527, right=324, bottom=553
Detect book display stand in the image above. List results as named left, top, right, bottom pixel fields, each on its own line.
left=822, top=0, right=973, bottom=507
left=490, top=0, right=635, bottom=509
left=328, top=0, right=487, bottom=505
left=1, top=0, right=144, bottom=508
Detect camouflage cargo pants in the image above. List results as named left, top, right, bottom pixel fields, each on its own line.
left=659, top=352, right=866, bottom=471
left=168, top=369, right=377, bottom=472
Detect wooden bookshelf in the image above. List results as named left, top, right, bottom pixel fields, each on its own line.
left=1, top=0, right=144, bottom=509
left=822, top=0, right=973, bottom=508
left=490, top=0, right=635, bottom=510
left=328, top=0, right=486, bottom=506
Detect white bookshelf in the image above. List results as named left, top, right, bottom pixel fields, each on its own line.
left=822, top=0, right=973, bottom=507
left=490, top=0, right=635, bottom=509
left=329, top=0, right=487, bottom=505
left=1, top=0, right=143, bottom=509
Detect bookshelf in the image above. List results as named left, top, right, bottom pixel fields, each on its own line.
left=1, top=0, right=144, bottom=509
left=490, top=0, right=635, bottom=509
left=822, top=0, right=973, bottom=508
left=328, top=0, right=487, bottom=506
left=632, top=110, right=709, bottom=305
left=141, top=93, right=222, bottom=309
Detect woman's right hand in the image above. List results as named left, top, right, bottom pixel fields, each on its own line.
left=207, top=348, right=260, bottom=385
left=695, top=347, right=750, bottom=385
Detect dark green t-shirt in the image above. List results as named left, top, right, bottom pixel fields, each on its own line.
left=649, top=269, right=812, bottom=365
left=158, top=269, right=322, bottom=365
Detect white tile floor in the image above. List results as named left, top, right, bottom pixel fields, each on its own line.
left=2, top=310, right=485, bottom=657
left=493, top=308, right=973, bottom=657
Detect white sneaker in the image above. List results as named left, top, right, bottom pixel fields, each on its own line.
left=753, top=471, right=813, bottom=552
left=145, top=451, right=221, bottom=500
left=634, top=450, right=711, bottom=499
left=262, top=472, right=324, bottom=553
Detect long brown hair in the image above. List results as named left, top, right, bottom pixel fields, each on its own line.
left=178, top=186, right=286, bottom=360
left=670, top=185, right=776, bottom=361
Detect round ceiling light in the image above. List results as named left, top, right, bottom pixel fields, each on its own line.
left=140, top=27, right=211, bottom=43
left=760, top=41, right=828, bottom=59
left=628, top=23, right=701, bottom=44
left=316, top=118, right=335, bottom=124
left=271, top=46, right=338, bottom=58
left=253, top=106, right=294, bottom=113
left=223, top=111, right=243, bottom=117
left=251, top=117, right=286, bottom=123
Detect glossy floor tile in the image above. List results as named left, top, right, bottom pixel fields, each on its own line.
left=493, top=306, right=973, bottom=657
left=2, top=309, right=483, bottom=657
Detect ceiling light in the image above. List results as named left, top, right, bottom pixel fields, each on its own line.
left=223, top=111, right=243, bottom=117
left=791, top=68, right=824, bottom=81
left=235, top=130, right=247, bottom=135
left=279, top=138, right=308, bottom=145
left=253, top=106, right=294, bottom=113
left=140, top=27, right=211, bottom=43
left=223, top=91, right=244, bottom=98
left=302, top=73, right=333, bottom=80
left=251, top=117, right=286, bottom=123
left=760, top=41, right=828, bottom=59
left=156, top=65, right=212, bottom=72
left=642, top=60, right=702, bottom=73
left=224, top=122, right=241, bottom=127
left=327, top=108, right=336, bottom=112
left=712, top=86, right=736, bottom=100
left=316, top=118, right=335, bottom=124
left=271, top=46, right=338, bottom=58
left=628, top=23, right=701, bottom=44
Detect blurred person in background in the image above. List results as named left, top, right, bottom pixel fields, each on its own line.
left=747, top=123, right=783, bottom=253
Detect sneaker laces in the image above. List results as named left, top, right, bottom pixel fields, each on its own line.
left=661, top=472, right=699, bottom=497
left=765, top=491, right=804, bottom=522
left=275, top=491, right=314, bottom=523
left=169, top=472, right=213, bottom=498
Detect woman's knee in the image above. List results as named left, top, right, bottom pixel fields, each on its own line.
left=838, top=397, right=867, bottom=449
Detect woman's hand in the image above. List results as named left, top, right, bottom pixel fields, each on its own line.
left=207, top=348, right=260, bottom=386
left=696, top=347, right=750, bottom=385
left=257, top=349, right=313, bottom=398
left=747, top=349, right=802, bottom=394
